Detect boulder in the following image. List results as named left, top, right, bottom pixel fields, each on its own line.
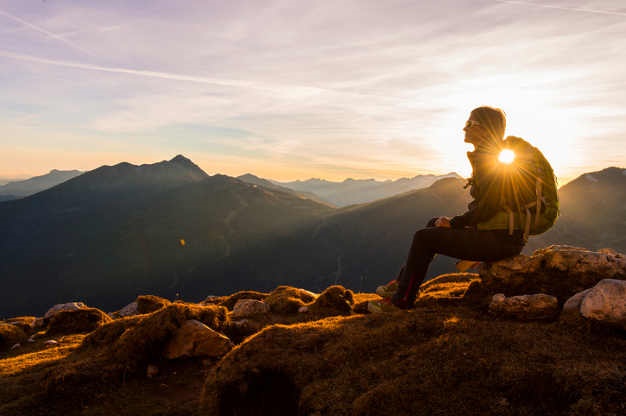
left=0, top=322, right=28, bottom=351
left=46, top=307, right=113, bottom=335
left=231, top=299, right=270, bottom=319
left=580, top=279, right=626, bottom=329
left=489, top=293, right=559, bottom=320
left=163, top=319, right=233, bottom=360
left=560, top=289, right=591, bottom=323
left=479, top=245, right=626, bottom=303
left=265, top=286, right=317, bottom=314
left=208, top=290, right=269, bottom=310
left=307, top=285, right=354, bottom=316
left=44, top=302, right=87, bottom=320
left=136, top=295, right=171, bottom=314
left=117, top=301, right=139, bottom=317
left=6, top=316, right=38, bottom=334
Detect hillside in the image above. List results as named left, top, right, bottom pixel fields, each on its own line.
left=204, top=177, right=471, bottom=296
left=0, top=245, right=624, bottom=416
left=0, top=169, right=83, bottom=200
left=528, top=167, right=626, bottom=253
left=0, top=156, right=331, bottom=317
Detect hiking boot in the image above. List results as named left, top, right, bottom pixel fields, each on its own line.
left=375, top=280, right=399, bottom=299
left=367, top=298, right=401, bottom=313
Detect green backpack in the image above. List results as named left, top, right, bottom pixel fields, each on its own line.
left=477, top=136, right=559, bottom=240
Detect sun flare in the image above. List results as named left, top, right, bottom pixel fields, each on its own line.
left=498, top=149, right=516, bottom=164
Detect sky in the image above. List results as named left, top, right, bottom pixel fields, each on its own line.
left=1, top=0, right=625, bottom=184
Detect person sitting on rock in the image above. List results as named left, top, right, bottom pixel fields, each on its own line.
left=370, top=106, right=530, bottom=312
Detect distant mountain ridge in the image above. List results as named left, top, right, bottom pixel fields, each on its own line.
left=274, top=172, right=462, bottom=206
left=237, top=173, right=335, bottom=207
left=0, top=169, right=83, bottom=201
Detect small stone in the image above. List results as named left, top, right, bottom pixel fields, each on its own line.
left=489, top=293, right=558, bottom=320
left=580, top=279, right=626, bottom=329
left=27, top=335, right=36, bottom=343
left=10, top=343, right=21, bottom=350
left=231, top=299, right=270, bottom=319
left=146, top=364, right=159, bottom=378
left=44, top=339, right=59, bottom=346
left=298, top=306, right=309, bottom=313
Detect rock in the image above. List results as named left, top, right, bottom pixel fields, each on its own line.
left=560, top=289, right=592, bottom=323
left=163, top=319, right=233, bottom=360
left=136, top=295, right=171, bottom=314
left=27, top=335, right=36, bottom=343
left=10, top=343, right=21, bottom=350
left=231, top=299, right=270, bottom=319
left=211, top=290, right=269, bottom=310
left=0, top=322, right=28, bottom=350
left=44, top=302, right=87, bottom=320
left=6, top=316, right=37, bottom=333
left=265, top=286, right=317, bottom=314
left=146, top=364, right=159, bottom=378
left=480, top=245, right=626, bottom=302
left=44, top=339, right=59, bottom=347
left=298, top=306, right=309, bottom=313
left=580, top=279, right=626, bottom=329
left=46, top=307, right=113, bottom=335
left=307, top=285, right=354, bottom=316
left=489, top=293, right=559, bottom=320
left=117, top=301, right=139, bottom=317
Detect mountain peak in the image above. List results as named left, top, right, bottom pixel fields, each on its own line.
left=170, top=154, right=193, bottom=165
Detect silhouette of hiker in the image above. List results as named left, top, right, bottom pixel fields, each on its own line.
left=372, top=106, right=528, bottom=311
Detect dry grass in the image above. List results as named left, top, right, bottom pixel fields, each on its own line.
left=264, top=285, right=317, bottom=314
left=136, top=295, right=171, bottom=314
left=46, top=308, right=112, bottom=336
left=0, top=303, right=230, bottom=415
left=0, top=322, right=27, bottom=351
left=201, top=305, right=626, bottom=416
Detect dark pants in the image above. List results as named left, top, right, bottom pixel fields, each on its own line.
left=391, top=223, right=525, bottom=308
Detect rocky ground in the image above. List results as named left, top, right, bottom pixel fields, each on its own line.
left=0, top=245, right=624, bottom=416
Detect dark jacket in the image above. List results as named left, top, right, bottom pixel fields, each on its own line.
left=450, top=149, right=504, bottom=229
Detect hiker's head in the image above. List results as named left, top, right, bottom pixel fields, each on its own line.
left=464, top=106, right=506, bottom=149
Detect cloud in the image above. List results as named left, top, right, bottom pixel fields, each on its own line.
left=495, top=0, right=626, bottom=18
left=0, top=8, right=93, bottom=56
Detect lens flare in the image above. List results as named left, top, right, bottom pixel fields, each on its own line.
left=498, top=149, right=516, bottom=164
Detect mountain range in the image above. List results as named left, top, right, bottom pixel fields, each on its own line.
left=0, top=156, right=624, bottom=317
left=273, top=172, right=462, bottom=206
left=0, top=169, right=82, bottom=201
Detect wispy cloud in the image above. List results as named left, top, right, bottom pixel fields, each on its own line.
left=495, top=1, right=626, bottom=17
left=0, top=8, right=93, bottom=56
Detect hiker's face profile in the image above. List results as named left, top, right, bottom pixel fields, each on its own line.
left=463, top=117, right=487, bottom=147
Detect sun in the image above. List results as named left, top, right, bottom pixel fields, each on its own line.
left=498, top=149, right=516, bottom=164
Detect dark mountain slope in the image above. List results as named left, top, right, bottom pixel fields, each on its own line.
left=528, top=167, right=626, bottom=252
left=0, top=157, right=331, bottom=316
left=205, top=178, right=471, bottom=294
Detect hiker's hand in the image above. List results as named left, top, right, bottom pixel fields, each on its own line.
left=434, top=216, right=451, bottom=228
